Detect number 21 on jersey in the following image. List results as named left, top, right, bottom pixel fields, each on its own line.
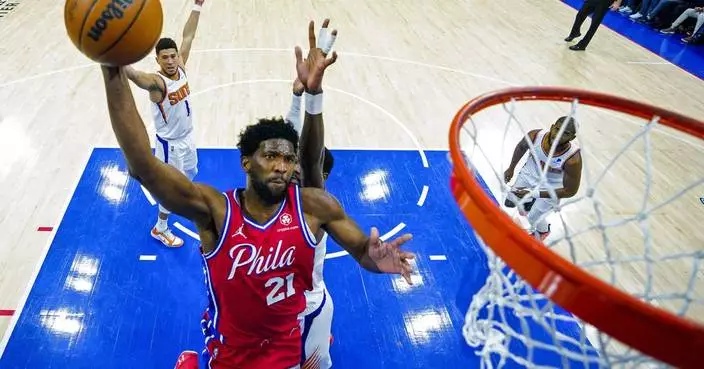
left=265, top=273, right=295, bottom=306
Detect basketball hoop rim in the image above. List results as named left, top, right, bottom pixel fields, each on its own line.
left=448, top=86, right=704, bottom=368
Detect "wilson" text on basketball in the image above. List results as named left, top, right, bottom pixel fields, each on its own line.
left=87, top=0, right=134, bottom=42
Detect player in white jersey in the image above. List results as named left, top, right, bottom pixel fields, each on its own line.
left=284, top=20, right=338, bottom=369
left=503, top=116, right=583, bottom=241
left=122, top=0, right=205, bottom=248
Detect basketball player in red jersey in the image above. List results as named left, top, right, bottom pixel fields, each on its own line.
left=99, top=19, right=414, bottom=369
left=123, top=0, right=205, bottom=248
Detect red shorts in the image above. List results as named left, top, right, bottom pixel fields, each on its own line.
left=204, top=329, right=302, bottom=369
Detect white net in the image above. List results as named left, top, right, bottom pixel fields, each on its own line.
left=456, top=96, right=704, bottom=368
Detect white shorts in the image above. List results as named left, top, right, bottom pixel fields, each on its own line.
left=154, top=134, right=198, bottom=214
left=300, top=289, right=333, bottom=369
left=513, top=174, right=558, bottom=231
left=154, top=133, right=198, bottom=174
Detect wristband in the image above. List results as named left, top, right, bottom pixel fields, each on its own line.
left=304, top=92, right=323, bottom=115
left=192, top=4, right=202, bottom=12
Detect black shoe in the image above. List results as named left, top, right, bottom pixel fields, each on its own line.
left=569, top=43, right=587, bottom=51
left=564, top=33, right=581, bottom=42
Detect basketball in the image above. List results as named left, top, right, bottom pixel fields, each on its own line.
left=64, top=0, right=164, bottom=66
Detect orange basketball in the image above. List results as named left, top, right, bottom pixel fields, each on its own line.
left=64, top=0, right=163, bottom=66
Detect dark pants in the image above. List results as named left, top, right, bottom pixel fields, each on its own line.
left=568, top=0, right=615, bottom=47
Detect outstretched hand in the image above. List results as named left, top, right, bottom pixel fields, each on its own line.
left=295, top=19, right=338, bottom=93
left=366, top=227, right=415, bottom=285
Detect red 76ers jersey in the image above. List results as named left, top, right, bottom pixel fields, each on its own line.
left=201, top=184, right=317, bottom=348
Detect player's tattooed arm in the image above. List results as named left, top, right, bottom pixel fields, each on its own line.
left=123, top=66, right=166, bottom=103
left=301, top=187, right=415, bottom=284
left=100, top=66, right=224, bottom=239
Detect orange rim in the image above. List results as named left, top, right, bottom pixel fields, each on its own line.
left=448, top=86, right=704, bottom=368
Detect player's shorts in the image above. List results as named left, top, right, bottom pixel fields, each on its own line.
left=300, top=289, right=333, bottom=369
left=154, top=133, right=198, bottom=174
left=511, top=174, right=559, bottom=214
left=200, top=311, right=303, bottom=369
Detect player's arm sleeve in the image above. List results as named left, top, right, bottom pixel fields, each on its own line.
left=101, top=66, right=214, bottom=224
left=285, top=93, right=303, bottom=134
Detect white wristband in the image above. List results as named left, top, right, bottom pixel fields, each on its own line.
left=304, top=92, right=323, bottom=115
left=192, top=4, right=202, bottom=12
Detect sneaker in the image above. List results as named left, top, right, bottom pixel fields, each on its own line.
left=174, top=351, right=199, bottom=369
left=535, top=225, right=551, bottom=242
left=660, top=27, right=676, bottom=34
left=629, top=12, right=643, bottom=19
left=682, top=36, right=693, bottom=43
left=619, top=6, right=632, bottom=13
left=151, top=227, right=184, bottom=248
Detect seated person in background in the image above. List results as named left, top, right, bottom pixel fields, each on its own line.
left=660, top=5, right=704, bottom=38
left=635, top=0, right=704, bottom=26
left=629, top=0, right=660, bottom=19
left=683, top=14, right=704, bottom=41
left=619, top=0, right=642, bottom=13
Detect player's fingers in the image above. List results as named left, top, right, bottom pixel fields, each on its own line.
left=401, top=251, right=415, bottom=260
left=318, top=19, right=330, bottom=50
left=308, top=20, right=316, bottom=50
left=369, top=227, right=379, bottom=244
left=402, top=270, right=413, bottom=285
left=325, top=51, right=338, bottom=67
left=295, top=46, right=304, bottom=64
left=323, top=31, right=337, bottom=56
left=390, top=233, right=413, bottom=247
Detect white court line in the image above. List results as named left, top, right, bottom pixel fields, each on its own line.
left=325, top=222, right=407, bottom=260
left=325, top=86, right=429, bottom=168
left=139, top=255, right=157, bottom=261
left=3, top=48, right=697, bottom=152
left=190, top=79, right=430, bottom=168
left=0, top=148, right=93, bottom=357
left=429, top=255, right=447, bottom=261
left=343, top=51, right=518, bottom=86
left=174, top=222, right=200, bottom=241
left=0, top=63, right=95, bottom=88
left=190, top=48, right=518, bottom=86
left=417, top=186, right=429, bottom=206
left=626, top=61, right=673, bottom=65
left=141, top=185, right=156, bottom=206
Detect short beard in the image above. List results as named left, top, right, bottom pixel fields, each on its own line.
left=251, top=178, right=287, bottom=205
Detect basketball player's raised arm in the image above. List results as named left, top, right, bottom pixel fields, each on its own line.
left=295, top=20, right=337, bottom=189
left=299, top=108, right=326, bottom=189
left=504, top=129, right=539, bottom=183
left=100, top=66, right=220, bottom=225
left=302, top=188, right=415, bottom=284
left=539, top=153, right=582, bottom=199
left=179, top=0, right=205, bottom=67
